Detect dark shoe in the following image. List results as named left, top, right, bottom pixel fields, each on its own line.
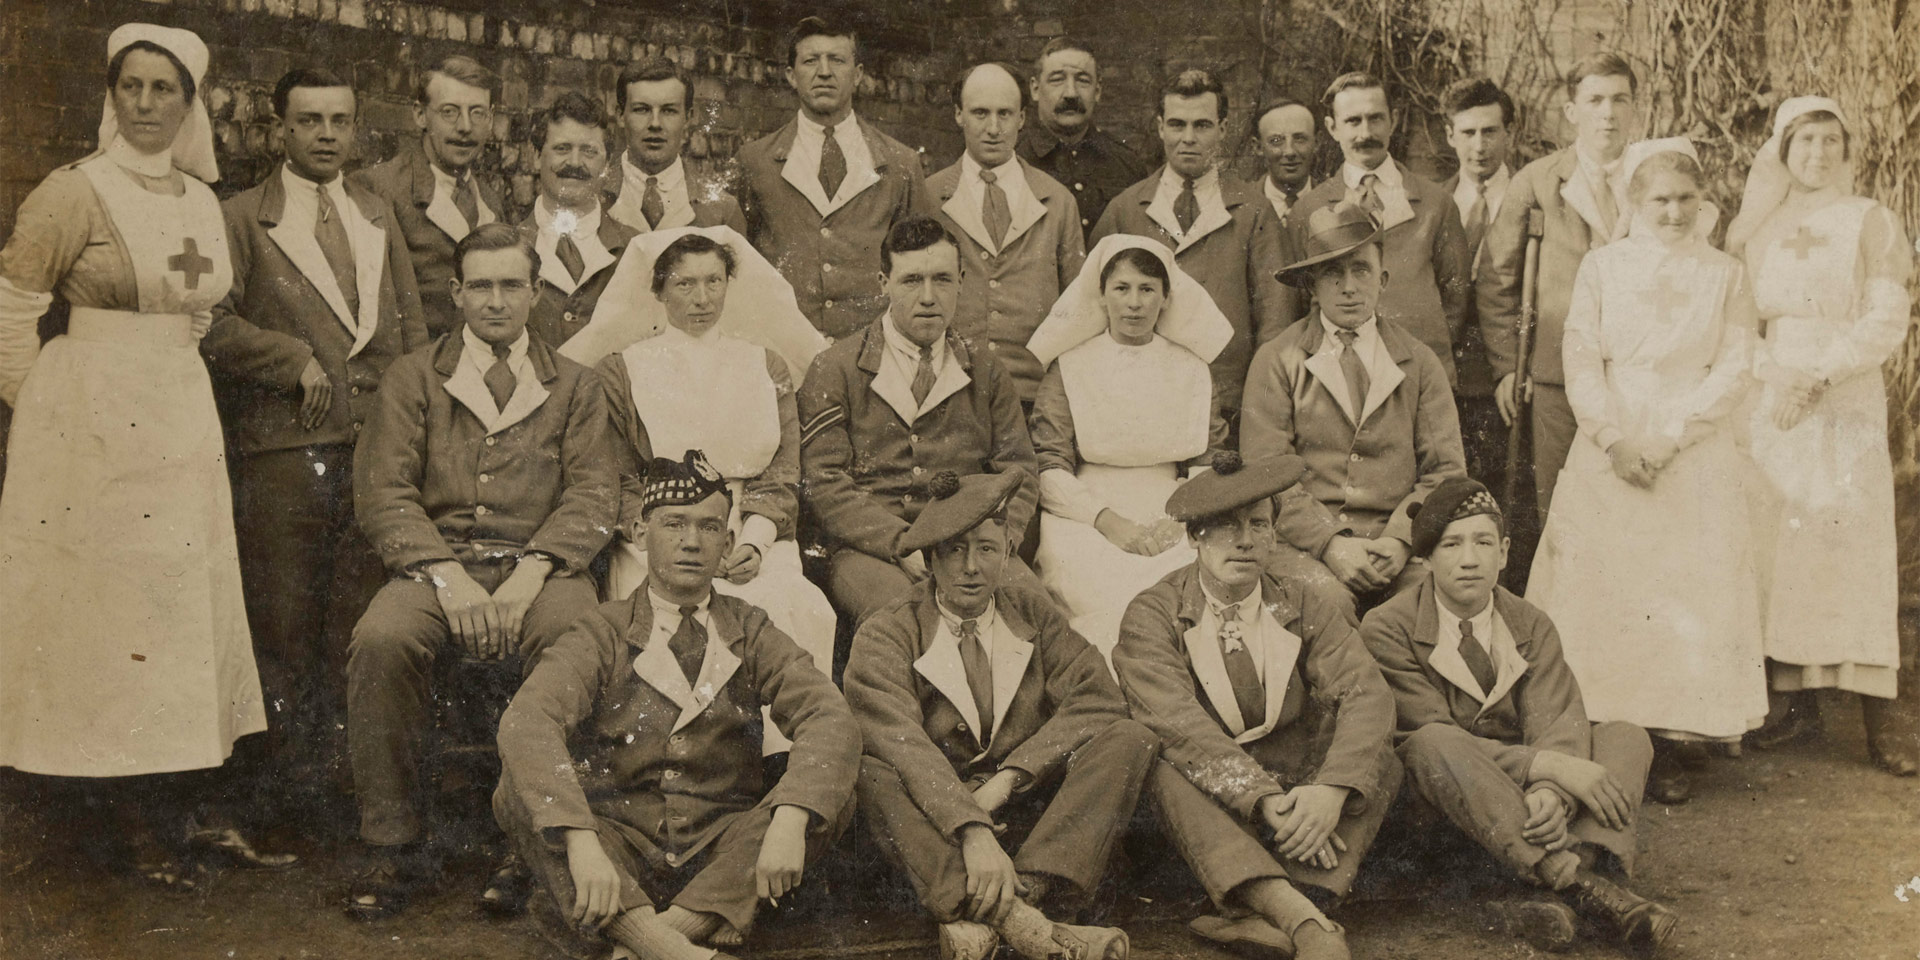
left=187, top=821, right=298, bottom=869
left=1564, top=868, right=1680, bottom=956
left=1862, top=693, right=1918, bottom=777
left=1669, top=741, right=1711, bottom=771
left=478, top=851, right=533, bottom=916
left=344, top=845, right=425, bottom=921
left=1645, top=767, right=1691, bottom=805
left=1018, top=870, right=1055, bottom=909
left=1749, top=692, right=1821, bottom=750
left=1868, top=740, right=1919, bottom=777
left=1487, top=895, right=1577, bottom=952
left=130, top=831, right=202, bottom=894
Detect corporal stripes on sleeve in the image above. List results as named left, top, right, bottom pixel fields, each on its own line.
left=800, top=405, right=846, bottom=447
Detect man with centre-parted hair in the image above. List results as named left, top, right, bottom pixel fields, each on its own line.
left=845, top=470, right=1154, bottom=960
left=735, top=14, right=934, bottom=339
left=1015, top=37, right=1148, bottom=242
left=494, top=449, right=860, bottom=960
left=1113, top=452, right=1400, bottom=960
left=352, top=54, right=506, bottom=339
left=343, top=223, right=616, bottom=920
left=605, top=56, right=748, bottom=236
left=513, top=91, right=640, bottom=352
left=797, top=215, right=1041, bottom=626
left=1091, top=68, right=1289, bottom=432
left=202, top=67, right=428, bottom=807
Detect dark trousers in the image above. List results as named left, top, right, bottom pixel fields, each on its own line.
left=1150, top=748, right=1402, bottom=905
left=231, top=444, right=384, bottom=781
left=346, top=562, right=599, bottom=845
left=858, top=719, right=1158, bottom=923
left=1264, top=541, right=1425, bottom=622
left=1397, top=721, right=1650, bottom=877
left=494, top=768, right=852, bottom=954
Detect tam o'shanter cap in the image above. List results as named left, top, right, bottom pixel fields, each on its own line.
left=641, top=449, right=732, bottom=515
left=1275, top=200, right=1381, bottom=289
left=1164, top=451, right=1308, bottom=522
left=1407, top=477, right=1502, bottom=558
left=898, top=471, right=1022, bottom=557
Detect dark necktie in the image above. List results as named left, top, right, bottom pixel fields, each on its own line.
left=1335, top=328, right=1369, bottom=417
left=1459, top=619, right=1498, bottom=695
left=640, top=175, right=664, bottom=229
left=452, top=172, right=480, bottom=232
left=818, top=124, right=847, bottom=200
left=910, top=343, right=937, bottom=408
left=1357, top=172, right=1385, bottom=218
left=1175, top=176, right=1199, bottom=232
left=1595, top=167, right=1620, bottom=237
left=957, top=618, right=994, bottom=741
left=554, top=231, right=586, bottom=283
left=314, top=185, right=359, bottom=319
left=1463, top=181, right=1489, bottom=257
left=483, top=342, right=516, bottom=411
left=1217, top=603, right=1266, bottom=732
left=980, top=168, right=1011, bottom=250
left=668, top=604, right=707, bottom=685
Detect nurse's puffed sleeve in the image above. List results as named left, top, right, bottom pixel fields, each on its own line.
left=1813, top=204, right=1914, bottom=384
left=0, top=172, right=93, bottom=405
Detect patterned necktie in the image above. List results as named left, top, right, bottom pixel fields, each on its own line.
left=1217, top=603, right=1266, bottom=731
left=1459, top=619, right=1498, bottom=695
left=314, top=185, right=360, bottom=319
left=980, top=168, right=1011, bottom=250
left=483, top=342, right=516, bottom=411
left=910, top=343, right=937, bottom=407
left=1464, top=181, right=1489, bottom=257
left=1175, top=176, right=1200, bottom=232
left=1357, top=172, right=1385, bottom=218
left=818, top=124, right=847, bottom=200
left=452, top=171, right=480, bottom=232
left=1334, top=328, right=1370, bottom=417
left=640, top=175, right=665, bottom=230
left=554, top=231, right=586, bottom=283
left=957, top=618, right=994, bottom=741
left=668, top=604, right=707, bottom=685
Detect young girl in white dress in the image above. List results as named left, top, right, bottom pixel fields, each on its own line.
left=1726, top=97, right=1917, bottom=776
left=1027, top=235, right=1231, bottom=666
left=1527, top=139, right=1767, bottom=803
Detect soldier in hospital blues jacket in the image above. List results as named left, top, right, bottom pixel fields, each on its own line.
left=495, top=587, right=860, bottom=947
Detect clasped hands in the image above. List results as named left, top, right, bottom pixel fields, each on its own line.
left=1322, top=535, right=1410, bottom=594
left=1605, top=433, right=1679, bottom=489
left=425, top=556, right=551, bottom=660
left=1768, top=370, right=1828, bottom=432
left=1522, top=751, right=1635, bottom=850
left=1258, top=784, right=1351, bottom=872
left=1095, top=510, right=1185, bottom=557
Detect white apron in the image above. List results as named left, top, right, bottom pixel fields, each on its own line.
left=1035, top=336, right=1212, bottom=666
left=0, top=155, right=266, bottom=776
left=602, top=329, right=834, bottom=754
left=1743, top=197, right=1903, bottom=697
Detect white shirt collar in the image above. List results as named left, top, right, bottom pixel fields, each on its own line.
left=106, top=135, right=175, bottom=179
left=880, top=312, right=948, bottom=372
left=937, top=596, right=998, bottom=657
left=1437, top=594, right=1497, bottom=657
left=797, top=108, right=859, bottom=140
left=1264, top=174, right=1308, bottom=215
left=1575, top=144, right=1624, bottom=184
left=625, top=152, right=686, bottom=191
left=962, top=151, right=1020, bottom=187
left=1319, top=313, right=1381, bottom=351
left=1198, top=576, right=1261, bottom=619
left=461, top=326, right=530, bottom=370
left=534, top=195, right=602, bottom=240
left=1159, top=164, right=1220, bottom=194
left=278, top=163, right=351, bottom=221
left=1342, top=156, right=1403, bottom=190
left=648, top=585, right=713, bottom=622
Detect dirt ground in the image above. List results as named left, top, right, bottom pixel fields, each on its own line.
left=2, top=690, right=1916, bottom=960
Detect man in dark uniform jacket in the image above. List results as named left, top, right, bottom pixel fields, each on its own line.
left=1015, top=37, right=1148, bottom=243
left=343, top=224, right=615, bottom=919
left=1115, top=453, right=1401, bottom=960
left=204, top=68, right=428, bottom=800
left=846, top=471, right=1155, bottom=960
left=496, top=450, right=860, bottom=960
left=513, top=91, right=638, bottom=352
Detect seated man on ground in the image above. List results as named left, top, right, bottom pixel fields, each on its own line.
left=345, top=223, right=616, bottom=919
left=845, top=471, right=1158, bottom=960
left=1114, top=453, right=1402, bottom=960
left=494, top=450, right=861, bottom=960
left=1240, top=201, right=1466, bottom=619
left=1359, top=478, right=1677, bottom=955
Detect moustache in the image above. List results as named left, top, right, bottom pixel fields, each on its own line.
left=1353, top=137, right=1385, bottom=151
left=1054, top=97, right=1087, bottom=113
left=556, top=166, right=592, bottom=180
left=445, top=139, right=479, bottom=149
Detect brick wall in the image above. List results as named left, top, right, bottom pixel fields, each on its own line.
left=0, top=0, right=965, bottom=238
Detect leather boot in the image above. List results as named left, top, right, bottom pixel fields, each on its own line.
left=1862, top=686, right=1919, bottom=777
left=1563, top=868, right=1679, bottom=956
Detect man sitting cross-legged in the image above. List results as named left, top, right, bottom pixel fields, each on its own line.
left=846, top=470, right=1159, bottom=960
left=1359, top=478, right=1677, bottom=955
left=1114, top=452, right=1402, bottom=960
left=494, top=450, right=862, bottom=960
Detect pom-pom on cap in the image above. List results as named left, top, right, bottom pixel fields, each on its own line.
left=897, top=471, right=1025, bottom=557
left=1165, top=453, right=1307, bottom=522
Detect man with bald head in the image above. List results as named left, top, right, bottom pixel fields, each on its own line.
left=929, top=61, right=1086, bottom=403
left=1254, top=99, right=1318, bottom=223
left=1017, top=38, right=1147, bottom=242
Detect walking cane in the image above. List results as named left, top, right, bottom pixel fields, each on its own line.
left=1502, top=208, right=1546, bottom=510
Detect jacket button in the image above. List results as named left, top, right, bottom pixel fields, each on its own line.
left=662, top=768, right=680, bottom=780
left=822, top=262, right=834, bottom=273
left=485, top=437, right=497, bottom=446
left=1338, top=513, right=1349, bottom=522
left=912, top=466, right=924, bottom=475
left=479, top=474, right=491, bottom=483
left=1350, top=453, right=1360, bottom=462
left=352, top=422, right=362, bottom=433
left=957, top=722, right=969, bottom=733
left=563, top=311, right=575, bottom=322
left=988, top=279, right=1001, bottom=289
left=475, top=504, right=490, bottom=516
left=909, top=434, right=919, bottom=444
left=823, top=299, right=835, bottom=309
left=670, top=734, right=685, bottom=745
left=820, top=227, right=832, bottom=237
left=1074, top=182, right=1084, bottom=191
left=350, top=386, right=360, bottom=397
left=664, top=852, right=679, bottom=865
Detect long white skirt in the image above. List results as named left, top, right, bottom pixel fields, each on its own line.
left=1528, top=429, right=1767, bottom=740
left=607, top=538, right=835, bottom=755
left=1035, top=462, right=1194, bottom=670
left=1746, top=359, right=1901, bottom=698
left=0, top=326, right=265, bottom=777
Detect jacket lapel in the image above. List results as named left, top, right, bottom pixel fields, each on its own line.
left=1249, top=599, right=1303, bottom=739
left=342, top=182, right=390, bottom=358
left=866, top=330, right=972, bottom=426
left=985, top=604, right=1038, bottom=751
left=1556, top=152, right=1611, bottom=246
left=1358, top=326, right=1411, bottom=425
left=999, top=161, right=1050, bottom=249
left=937, top=169, right=1000, bottom=254
left=1143, top=168, right=1235, bottom=254
left=260, top=174, right=359, bottom=340
left=1302, top=348, right=1357, bottom=425
left=779, top=119, right=885, bottom=219
left=439, top=335, right=556, bottom=435
left=1413, top=582, right=1490, bottom=704
left=674, top=603, right=746, bottom=733
left=911, top=599, right=986, bottom=741
left=419, top=153, right=475, bottom=243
